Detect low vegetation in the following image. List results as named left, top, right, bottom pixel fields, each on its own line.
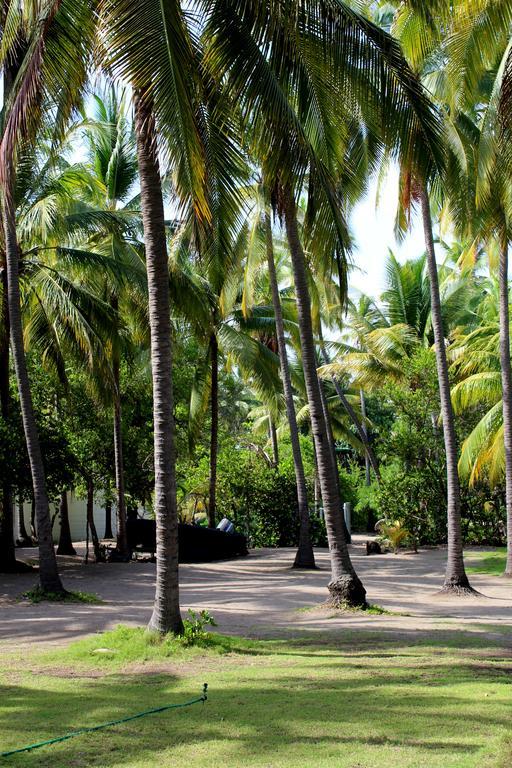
left=1, top=628, right=510, bottom=768
left=20, top=588, right=101, bottom=605
left=466, top=550, right=508, bottom=576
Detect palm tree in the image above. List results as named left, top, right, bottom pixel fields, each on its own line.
left=81, top=89, right=142, bottom=558
left=0, top=0, right=98, bottom=591
left=13, top=130, right=145, bottom=564
left=366, top=1, right=481, bottom=592
left=448, top=12, right=512, bottom=578
left=132, top=92, right=183, bottom=634
left=396, top=0, right=512, bottom=577
left=7, top=0, right=444, bottom=609
left=263, top=204, right=315, bottom=568
left=418, top=185, right=474, bottom=592
left=281, top=184, right=365, bottom=604
left=0, top=237, right=18, bottom=569
left=450, top=283, right=510, bottom=488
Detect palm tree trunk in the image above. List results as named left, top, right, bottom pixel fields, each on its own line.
left=313, top=444, right=321, bottom=512
left=318, top=376, right=351, bottom=544
left=498, top=232, right=512, bottom=577
left=0, top=259, right=17, bottom=571
left=134, top=91, right=183, bottom=634
left=86, top=479, right=102, bottom=563
left=57, top=491, right=76, bottom=556
left=30, top=496, right=36, bottom=541
left=208, top=332, right=218, bottom=529
left=0, top=251, right=18, bottom=565
left=265, top=210, right=315, bottom=569
left=0, top=489, right=15, bottom=569
left=359, top=390, right=371, bottom=486
left=17, top=497, right=31, bottom=545
left=111, top=316, right=129, bottom=559
left=282, top=185, right=365, bottom=604
left=419, top=185, right=473, bottom=593
left=2, top=188, right=64, bottom=593
left=104, top=497, right=114, bottom=539
left=269, top=416, right=279, bottom=468
left=318, top=338, right=380, bottom=480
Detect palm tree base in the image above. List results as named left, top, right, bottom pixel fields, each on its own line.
left=57, top=544, right=77, bottom=557
left=293, top=546, right=317, bottom=569
left=108, top=547, right=131, bottom=563
left=147, top=611, right=184, bottom=637
left=36, top=584, right=68, bottom=598
left=439, top=578, right=479, bottom=596
left=327, top=574, right=367, bottom=609
left=292, top=559, right=317, bottom=570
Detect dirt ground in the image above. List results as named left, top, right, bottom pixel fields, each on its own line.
left=1, top=536, right=511, bottom=648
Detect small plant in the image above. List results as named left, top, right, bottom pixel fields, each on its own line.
left=182, top=609, right=217, bottom=645
left=376, top=520, right=417, bottom=553
left=21, top=587, right=101, bottom=604
left=363, top=603, right=394, bottom=615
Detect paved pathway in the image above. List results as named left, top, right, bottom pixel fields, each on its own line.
left=1, top=538, right=511, bottom=647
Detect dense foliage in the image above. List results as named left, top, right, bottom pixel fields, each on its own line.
left=2, top=0, right=512, bottom=608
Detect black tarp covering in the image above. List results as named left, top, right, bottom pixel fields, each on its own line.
left=126, top=518, right=248, bottom=562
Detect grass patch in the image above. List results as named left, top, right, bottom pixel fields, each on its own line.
left=466, top=549, right=507, bottom=576
left=52, top=624, right=261, bottom=669
left=1, top=627, right=511, bottom=767
left=295, top=602, right=398, bottom=616
left=363, top=603, right=395, bottom=615
left=21, top=587, right=101, bottom=604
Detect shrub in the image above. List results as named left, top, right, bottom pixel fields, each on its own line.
left=180, top=439, right=327, bottom=548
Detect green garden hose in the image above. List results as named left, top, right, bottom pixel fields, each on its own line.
left=1, top=683, right=208, bottom=758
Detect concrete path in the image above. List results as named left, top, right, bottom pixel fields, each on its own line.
left=1, top=537, right=511, bottom=648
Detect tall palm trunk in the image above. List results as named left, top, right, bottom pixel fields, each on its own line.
left=30, top=496, right=36, bottom=541
left=359, top=390, right=371, bottom=486
left=419, top=185, right=473, bottom=593
left=318, top=338, right=380, bottom=480
left=0, top=256, right=17, bottom=570
left=0, top=7, right=29, bottom=573
left=269, top=415, right=279, bottom=467
left=313, top=444, right=321, bottom=511
left=318, top=376, right=351, bottom=544
left=57, top=491, right=76, bottom=556
left=86, top=479, right=103, bottom=563
left=2, top=188, right=64, bottom=592
left=17, top=497, right=30, bottom=545
left=207, top=332, right=218, bottom=529
left=134, top=91, right=183, bottom=634
left=104, top=497, right=114, bottom=539
left=265, top=211, right=315, bottom=569
left=111, top=308, right=129, bottom=559
left=498, top=232, right=512, bottom=577
left=282, top=185, right=365, bottom=604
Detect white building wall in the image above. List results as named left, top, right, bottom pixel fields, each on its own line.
left=15, top=492, right=117, bottom=543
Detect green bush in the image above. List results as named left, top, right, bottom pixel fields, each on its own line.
left=180, top=439, right=327, bottom=548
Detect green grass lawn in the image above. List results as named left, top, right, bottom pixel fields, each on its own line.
left=466, top=548, right=507, bottom=575
left=0, top=627, right=511, bottom=768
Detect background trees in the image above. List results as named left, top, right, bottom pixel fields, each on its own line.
left=3, top=0, right=512, bottom=626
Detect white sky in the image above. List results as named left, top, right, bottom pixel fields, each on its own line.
left=348, top=166, right=426, bottom=300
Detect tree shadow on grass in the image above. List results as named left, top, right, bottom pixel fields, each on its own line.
left=0, top=652, right=510, bottom=768
left=208, top=624, right=512, bottom=659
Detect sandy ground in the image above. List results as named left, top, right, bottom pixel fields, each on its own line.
left=1, top=536, right=511, bottom=648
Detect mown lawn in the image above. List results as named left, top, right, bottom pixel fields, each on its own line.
left=0, top=627, right=510, bottom=768
left=466, top=548, right=507, bottom=576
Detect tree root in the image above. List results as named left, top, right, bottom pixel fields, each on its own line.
left=438, top=583, right=482, bottom=597
left=327, top=573, right=367, bottom=609
left=292, top=558, right=318, bottom=570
